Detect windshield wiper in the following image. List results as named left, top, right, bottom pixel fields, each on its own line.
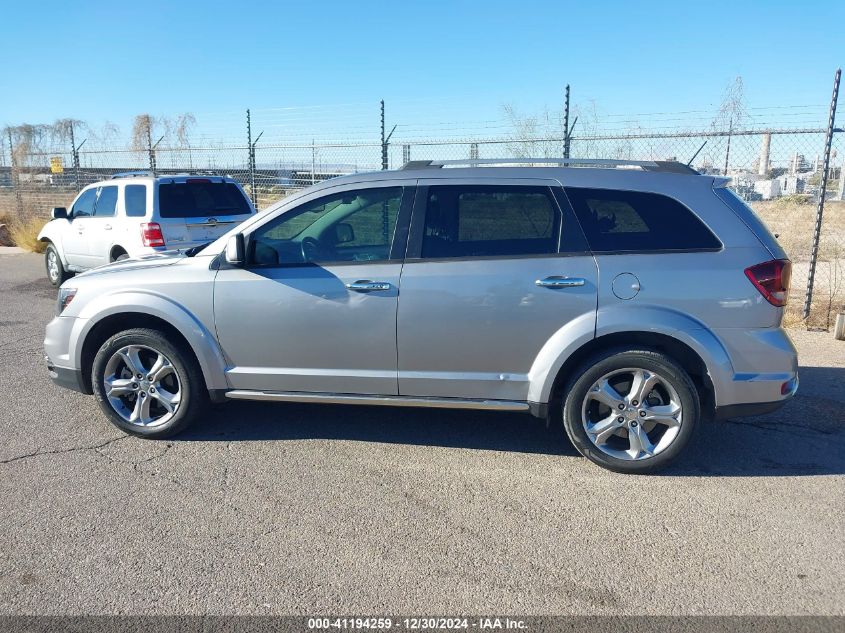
left=183, top=242, right=212, bottom=257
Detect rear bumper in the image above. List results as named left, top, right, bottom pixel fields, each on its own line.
left=712, top=326, right=799, bottom=408
left=714, top=390, right=795, bottom=421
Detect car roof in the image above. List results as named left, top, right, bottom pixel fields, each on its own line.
left=312, top=163, right=719, bottom=194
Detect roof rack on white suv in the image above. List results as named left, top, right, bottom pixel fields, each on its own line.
left=110, top=171, right=153, bottom=179
left=401, top=158, right=699, bottom=175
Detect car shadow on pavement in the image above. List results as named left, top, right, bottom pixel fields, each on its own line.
left=178, top=365, right=845, bottom=476
left=182, top=400, right=579, bottom=456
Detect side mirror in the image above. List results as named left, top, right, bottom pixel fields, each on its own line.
left=225, top=233, right=245, bottom=266
left=335, top=222, right=355, bottom=244
left=51, top=207, right=68, bottom=220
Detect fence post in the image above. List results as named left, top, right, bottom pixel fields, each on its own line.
left=563, top=84, right=571, bottom=159
left=803, top=68, right=841, bottom=322
left=723, top=116, right=733, bottom=175
left=7, top=128, right=23, bottom=217
left=69, top=122, right=81, bottom=192
left=247, top=109, right=256, bottom=205
left=381, top=100, right=387, bottom=170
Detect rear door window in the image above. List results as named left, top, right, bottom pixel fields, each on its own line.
left=564, top=187, right=721, bottom=253
left=93, top=186, right=118, bottom=217
left=419, top=185, right=561, bottom=258
left=158, top=181, right=252, bottom=218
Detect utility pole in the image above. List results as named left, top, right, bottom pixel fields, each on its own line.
left=804, top=68, right=841, bottom=322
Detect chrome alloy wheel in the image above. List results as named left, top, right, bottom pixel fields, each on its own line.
left=581, top=367, right=683, bottom=461
left=102, top=345, right=182, bottom=427
left=46, top=250, right=60, bottom=283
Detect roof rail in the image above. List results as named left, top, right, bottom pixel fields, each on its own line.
left=401, top=158, right=699, bottom=175
left=110, top=171, right=152, bottom=179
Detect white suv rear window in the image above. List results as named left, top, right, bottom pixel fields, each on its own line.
left=158, top=181, right=251, bottom=218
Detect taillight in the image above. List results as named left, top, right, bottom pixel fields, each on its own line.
left=744, top=259, right=791, bottom=307
left=140, top=222, right=166, bottom=248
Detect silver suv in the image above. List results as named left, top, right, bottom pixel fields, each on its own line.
left=43, top=159, right=798, bottom=473
left=37, top=173, right=255, bottom=286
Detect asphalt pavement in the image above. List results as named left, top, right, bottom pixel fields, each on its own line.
left=0, top=251, right=843, bottom=616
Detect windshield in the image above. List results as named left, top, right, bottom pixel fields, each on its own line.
left=158, top=181, right=252, bottom=218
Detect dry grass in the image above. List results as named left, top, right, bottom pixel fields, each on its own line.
left=753, top=200, right=845, bottom=329
left=7, top=216, right=48, bottom=253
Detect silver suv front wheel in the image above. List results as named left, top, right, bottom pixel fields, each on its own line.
left=91, top=328, right=207, bottom=438
left=563, top=349, right=699, bottom=474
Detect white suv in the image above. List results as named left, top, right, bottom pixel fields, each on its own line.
left=38, top=173, right=256, bottom=285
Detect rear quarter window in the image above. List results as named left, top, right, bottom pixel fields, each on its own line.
left=157, top=181, right=252, bottom=218
left=714, top=187, right=787, bottom=259
left=125, top=185, right=148, bottom=217
left=564, top=187, right=721, bottom=253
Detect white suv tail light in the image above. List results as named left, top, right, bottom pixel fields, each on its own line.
left=141, top=222, right=166, bottom=248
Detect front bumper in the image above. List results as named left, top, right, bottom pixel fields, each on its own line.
left=44, top=314, right=91, bottom=394
left=45, top=356, right=87, bottom=394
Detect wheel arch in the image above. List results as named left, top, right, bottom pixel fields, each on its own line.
left=529, top=306, right=734, bottom=413
left=546, top=331, right=716, bottom=418
left=37, top=221, right=68, bottom=263
left=109, top=245, right=129, bottom=261
left=71, top=294, right=229, bottom=394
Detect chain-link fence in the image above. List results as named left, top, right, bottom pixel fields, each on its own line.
left=1, top=104, right=843, bottom=328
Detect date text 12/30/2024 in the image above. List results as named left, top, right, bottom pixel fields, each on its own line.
left=307, top=618, right=528, bottom=630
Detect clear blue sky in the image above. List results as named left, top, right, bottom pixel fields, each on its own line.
left=1, top=0, right=842, bottom=141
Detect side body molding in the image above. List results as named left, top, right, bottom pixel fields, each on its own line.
left=69, top=290, right=230, bottom=391
left=527, top=305, right=735, bottom=407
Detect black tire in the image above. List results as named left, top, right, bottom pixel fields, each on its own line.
left=114, top=252, right=129, bottom=262
left=562, top=348, right=699, bottom=474
left=44, top=243, right=71, bottom=286
left=91, top=328, right=208, bottom=439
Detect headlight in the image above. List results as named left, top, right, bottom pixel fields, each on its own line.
left=57, top=287, right=77, bottom=314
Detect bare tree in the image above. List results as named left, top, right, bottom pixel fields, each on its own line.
left=175, top=113, right=196, bottom=148
left=131, top=114, right=155, bottom=152
left=4, top=124, right=52, bottom=166
left=501, top=104, right=564, bottom=159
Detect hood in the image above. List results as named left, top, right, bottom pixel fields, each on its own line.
left=76, top=251, right=185, bottom=278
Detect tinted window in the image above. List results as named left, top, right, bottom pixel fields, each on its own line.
left=71, top=188, right=97, bottom=217
left=421, top=185, right=560, bottom=258
left=564, top=188, right=721, bottom=252
left=158, top=181, right=251, bottom=218
left=93, top=186, right=118, bottom=217
left=250, top=187, right=404, bottom=265
left=125, top=185, right=147, bottom=217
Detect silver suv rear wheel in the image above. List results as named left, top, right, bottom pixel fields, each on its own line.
left=563, top=349, right=699, bottom=474
left=581, top=367, right=683, bottom=461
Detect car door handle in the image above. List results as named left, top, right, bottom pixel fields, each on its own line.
left=345, top=280, right=391, bottom=292
left=535, top=276, right=586, bottom=289
left=104, top=224, right=112, bottom=230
